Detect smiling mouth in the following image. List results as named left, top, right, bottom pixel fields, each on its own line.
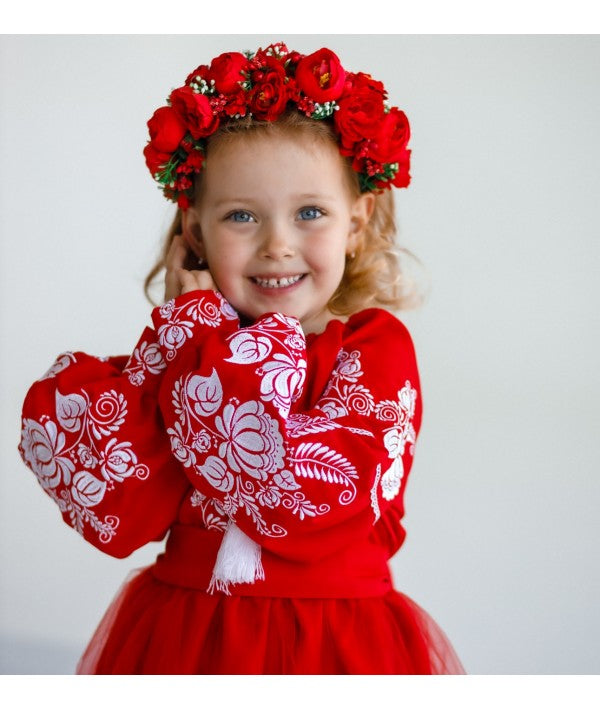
left=251, top=274, right=305, bottom=289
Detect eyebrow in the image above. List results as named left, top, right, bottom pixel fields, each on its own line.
left=212, top=193, right=336, bottom=207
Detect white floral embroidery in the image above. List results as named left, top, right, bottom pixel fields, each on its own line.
left=286, top=414, right=342, bottom=438
left=19, top=385, right=151, bottom=545
left=370, top=464, right=382, bottom=522
left=378, top=381, right=417, bottom=500
left=168, top=315, right=327, bottom=538
left=38, top=352, right=76, bottom=381
left=292, top=442, right=359, bottom=504
left=157, top=293, right=238, bottom=361
left=317, top=349, right=418, bottom=503
left=216, top=400, right=284, bottom=478
left=225, top=313, right=307, bottom=417
left=190, top=490, right=228, bottom=531
left=123, top=340, right=166, bottom=387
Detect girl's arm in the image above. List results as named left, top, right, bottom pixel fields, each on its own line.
left=154, top=289, right=422, bottom=563
left=17, top=311, right=236, bottom=558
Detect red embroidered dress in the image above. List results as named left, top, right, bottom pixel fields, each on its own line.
left=18, top=290, right=464, bottom=674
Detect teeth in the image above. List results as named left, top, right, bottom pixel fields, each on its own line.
left=254, top=275, right=303, bottom=289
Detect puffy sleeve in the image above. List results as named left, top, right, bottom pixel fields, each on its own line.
left=17, top=321, right=206, bottom=558
left=153, top=289, right=422, bottom=564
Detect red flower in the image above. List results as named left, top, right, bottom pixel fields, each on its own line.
left=143, top=142, right=172, bottom=175
left=222, top=88, right=249, bottom=117
left=146, top=106, right=187, bottom=153
left=209, top=52, right=250, bottom=94
left=177, top=193, right=190, bottom=210
left=185, top=64, right=210, bottom=86
left=249, top=57, right=291, bottom=121
left=390, top=148, right=411, bottom=188
left=334, top=72, right=386, bottom=147
left=366, top=108, right=411, bottom=164
left=185, top=150, right=205, bottom=171
left=295, top=48, right=346, bottom=103
left=169, top=86, right=220, bottom=139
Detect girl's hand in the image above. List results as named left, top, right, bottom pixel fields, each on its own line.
left=177, top=267, right=217, bottom=295
left=164, top=234, right=216, bottom=301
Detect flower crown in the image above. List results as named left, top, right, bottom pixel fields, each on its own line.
left=144, top=42, right=411, bottom=210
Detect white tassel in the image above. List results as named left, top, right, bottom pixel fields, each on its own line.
left=207, top=521, right=264, bottom=595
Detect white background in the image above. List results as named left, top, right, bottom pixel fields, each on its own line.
left=1, top=34, right=599, bottom=675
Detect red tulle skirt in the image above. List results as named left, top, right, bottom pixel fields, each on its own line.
left=77, top=565, right=465, bottom=675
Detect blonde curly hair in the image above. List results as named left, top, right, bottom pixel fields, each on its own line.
left=144, top=111, right=423, bottom=314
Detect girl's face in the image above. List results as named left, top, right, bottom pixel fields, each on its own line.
left=182, top=133, right=374, bottom=335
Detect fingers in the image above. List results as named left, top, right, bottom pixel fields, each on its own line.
left=178, top=268, right=217, bottom=295
left=166, top=234, right=188, bottom=271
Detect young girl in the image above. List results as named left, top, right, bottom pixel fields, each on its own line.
left=18, top=42, right=465, bottom=674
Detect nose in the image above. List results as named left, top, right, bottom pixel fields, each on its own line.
left=258, top=220, right=295, bottom=260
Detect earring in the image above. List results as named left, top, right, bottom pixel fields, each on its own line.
left=197, top=257, right=206, bottom=267
left=347, top=251, right=356, bottom=260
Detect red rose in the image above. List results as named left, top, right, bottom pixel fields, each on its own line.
left=334, top=73, right=386, bottom=146
left=143, top=142, right=172, bottom=175
left=295, top=48, right=346, bottom=103
left=209, top=52, right=250, bottom=94
left=185, top=64, right=210, bottom=86
left=249, top=57, right=291, bottom=120
left=146, top=106, right=187, bottom=153
left=170, top=86, right=220, bottom=139
left=366, top=108, right=411, bottom=164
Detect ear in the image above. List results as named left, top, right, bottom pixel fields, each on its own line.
left=347, top=192, right=376, bottom=253
left=181, top=207, right=204, bottom=259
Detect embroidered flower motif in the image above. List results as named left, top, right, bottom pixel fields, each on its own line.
left=198, top=455, right=234, bottom=492
left=157, top=321, right=194, bottom=361
left=124, top=340, right=166, bottom=386
left=335, top=350, right=363, bottom=381
left=77, top=444, right=98, bottom=469
left=20, top=419, right=75, bottom=489
left=256, top=484, right=283, bottom=509
left=167, top=421, right=197, bottom=468
left=215, top=400, right=284, bottom=480
left=99, top=438, right=138, bottom=482
left=192, top=430, right=212, bottom=453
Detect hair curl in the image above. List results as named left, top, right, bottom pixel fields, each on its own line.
left=144, top=111, right=423, bottom=314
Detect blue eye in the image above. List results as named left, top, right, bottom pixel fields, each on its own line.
left=298, top=207, right=323, bottom=221
left=227, top=210, right=254, bottom=223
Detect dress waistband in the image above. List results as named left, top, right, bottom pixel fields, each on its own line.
left=151, top=524, right=393, bottom=598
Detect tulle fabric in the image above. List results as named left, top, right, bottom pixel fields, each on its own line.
left=77, top=566, right=465, bottom=675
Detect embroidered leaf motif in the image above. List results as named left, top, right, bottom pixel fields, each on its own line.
left=292, top=443, right=358, bottom=504
left=55, top=390, right=87, bottom=433
left=225, top=332, right=273, bottom=364
left=273, top=469, right=301, bottom=491
left=186, top=369, right=223, bottom=417
left=286, top=415, right=342, bottom=438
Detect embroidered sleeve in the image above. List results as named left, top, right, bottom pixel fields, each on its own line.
left=18, top=325, right=192, bottom=558
left=154, top=291, right=422, bottom=563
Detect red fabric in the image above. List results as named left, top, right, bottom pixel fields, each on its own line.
left=18, top=290, right=465, bottom=674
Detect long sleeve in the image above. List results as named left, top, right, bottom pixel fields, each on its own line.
left=153, top=289, right=422, bottom=564
left=18, top=324, right=195, bottom=558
